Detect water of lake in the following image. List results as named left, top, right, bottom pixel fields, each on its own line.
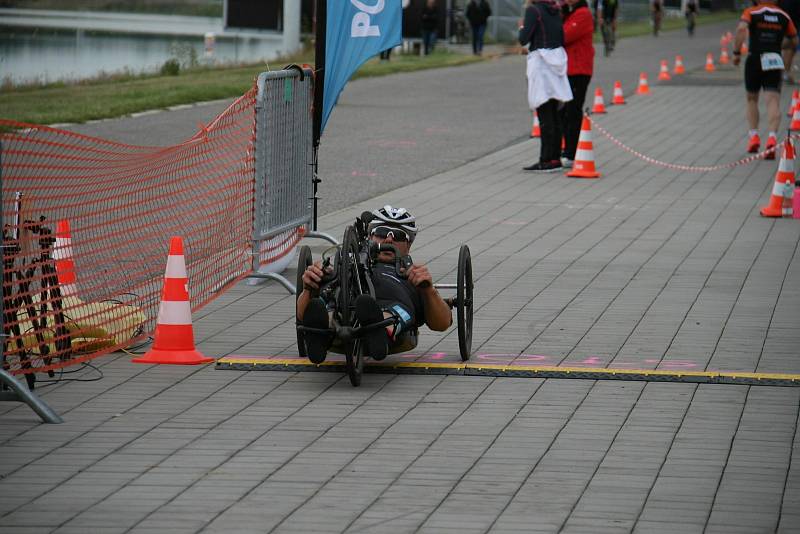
left=0, top=28, right=284, bottom=85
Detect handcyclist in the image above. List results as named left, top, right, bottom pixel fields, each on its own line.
left=733, top=0, right=798, bottom=157
left=296, top=206, right=452, bottom=364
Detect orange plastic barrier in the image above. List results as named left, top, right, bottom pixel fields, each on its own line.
left=1, top=86, right=303, bottom=377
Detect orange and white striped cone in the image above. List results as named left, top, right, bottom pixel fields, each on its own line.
left=133, top=236, right=214, bottom=365
left=612, top=81, right=626, bottom=104
left=760, top=139, right=795, bottom=217
left=719, top=48, right=730, bottom=65
left=705, top=53, right=716, bottom=72
left=636, top=72, right=650, bottom=95
left=591, top=87, right=607, bottom=113
left=741, top=42, right=748, bottom=56
left=673, top=55, right=685, bottom=75
left=788, top=89, right=799, bottom=117
left=658, top=60, right=671, bottom=81
left=53, top=220, right=78, bottom=298
left=530, top=111, right=541, bottom=138
left=790, top=101, right=800, bottom=132
left=566, top=116, right=601, bottom=179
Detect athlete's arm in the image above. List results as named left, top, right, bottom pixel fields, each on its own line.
left=732, top=19, right=749, bottom=66
left=406, top=263, right=452, bottom=331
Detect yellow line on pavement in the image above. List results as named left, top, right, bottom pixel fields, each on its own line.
left=217, top=357, right=800, bottom=382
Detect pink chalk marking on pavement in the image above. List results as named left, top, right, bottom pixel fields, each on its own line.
left=351, top=170, right=378, bottom=177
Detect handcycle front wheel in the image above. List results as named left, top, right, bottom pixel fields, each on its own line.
left=339, top=226, right=364, bottom=386
left=295, top=245, right=313, bottom=359
left=456, top=244, right=473, bottom=362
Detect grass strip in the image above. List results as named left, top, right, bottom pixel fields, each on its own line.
left=0, top=50, right=482, bottom=125
left=1, top=10, right=740, bottom=126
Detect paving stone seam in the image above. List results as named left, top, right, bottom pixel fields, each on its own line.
left=556, top=381, right=654, bottom=532
left=309, top=376, right=503, bottom=534
left=0, top=368, right=284, bottom=523
left=479, top=380, right=600, bottom=533
left=555, top=136, right=763, bottom=368
left=451, top=140, right=682, bottom=353
left=776, top=405, right=800, bottom=531
left=120, top=374, right=379, bottom=534
left=701, top=384, right=752, bottom=532
left=483, top=137, right=727, bottom=356
left=628, top=382, right=702, bottom=530
left=0, top=350, right=209, bottom=448
left=754, top=236, right=800, bottom=372
left=520, top=153, right=749, bottom=363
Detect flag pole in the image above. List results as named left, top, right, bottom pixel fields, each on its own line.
left=311, top=0, right=326, bottom=232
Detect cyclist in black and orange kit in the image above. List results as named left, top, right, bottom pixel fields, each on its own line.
left=733, top=0, right=798, bottom=158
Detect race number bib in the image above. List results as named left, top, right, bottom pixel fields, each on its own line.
left=761, top=52, right=784, bottom=71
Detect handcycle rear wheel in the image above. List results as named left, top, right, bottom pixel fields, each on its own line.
left=456, top=244, right=473, bottom=362
left=295, top=245, right=313, bottom=359
left=339, top=226, right=363, bottom=386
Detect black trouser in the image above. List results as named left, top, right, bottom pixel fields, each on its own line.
left=536, top=99, right=563, bottom=164
left=560, top=74, right=591, bottom=160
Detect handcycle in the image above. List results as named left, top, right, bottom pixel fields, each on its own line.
left=295, top=212, right=474, bottom=387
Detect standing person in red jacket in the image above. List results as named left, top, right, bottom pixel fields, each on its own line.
left=560, top=0, right=595, bottom=168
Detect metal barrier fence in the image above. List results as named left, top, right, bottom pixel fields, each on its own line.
left=248, top=66, right=336, bottom=292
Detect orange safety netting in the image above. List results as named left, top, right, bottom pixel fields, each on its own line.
left=1, top=86, right=300, bottom=376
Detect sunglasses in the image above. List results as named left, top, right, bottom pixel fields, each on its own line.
left=370, top=226, right=409, bottom=242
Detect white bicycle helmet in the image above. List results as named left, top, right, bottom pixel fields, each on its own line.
left=368, top=205, right=418, bottom=243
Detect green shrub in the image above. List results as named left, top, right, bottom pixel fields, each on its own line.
left=159, top=59, right=180, bottom=76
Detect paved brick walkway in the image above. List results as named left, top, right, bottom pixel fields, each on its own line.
left=2, top=23, right=799, bottom=534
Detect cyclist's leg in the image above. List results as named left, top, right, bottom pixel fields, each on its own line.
left=354, top=294, right=389, bottom=360
left=302, top=297, right=332, bottom=363
left=610, top=17, right=617, bottom=48
left=600, top=20, right=611, bottom=55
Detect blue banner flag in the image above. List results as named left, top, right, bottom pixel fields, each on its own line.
left=321, top=0, right=402, bottom=135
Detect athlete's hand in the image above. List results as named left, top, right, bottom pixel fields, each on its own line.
left=732, top=54, right=741, bottom=66
left=302, top=261, right=329, bottom=292
left=406, top=263, right=433, bottom=290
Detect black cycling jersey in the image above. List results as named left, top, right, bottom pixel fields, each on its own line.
left=601, top=0, right=618, bottom=20
left=371, top=262, right=425, bottom=327
left=741, top=3, right=797, bottom=55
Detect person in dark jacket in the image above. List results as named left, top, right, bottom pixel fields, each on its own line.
left=466, top=0, right=492, bottom=55
left=421, top=0, right=439, bottom=55
left=519, top=0, right=572, bottom=172
left=560, top=0, right=595, bottom=168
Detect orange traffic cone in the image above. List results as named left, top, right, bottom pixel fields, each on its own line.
left=720, top=48, right=730, bottom=65
left=133, top=236, right=214, bottom=365
left=567, top=116, right=601, bottom=179
left=658, top=60, right=671, bottom=81
left=789, top=89, right=799, bottom=117
left=591, top=87, right=607, bottom=113
left=705, top=53, right=716, bottom=72
left=760, top=139, right=795, bottom=217
left=612, top=81, right=626, bottom=104
left=790, top=102, right=800, bottom=131
left=674, top=55, right=685, bottom=75
left=53, top=220, right=78, bottom=297
left=741, top=42, right=748, bottom=56
left=530, top=111, right=540, bottom=138
left=636, top=72, right=650, bottom=95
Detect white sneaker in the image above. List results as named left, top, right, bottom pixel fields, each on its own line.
left=562, top=158, right=574, bottom=169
